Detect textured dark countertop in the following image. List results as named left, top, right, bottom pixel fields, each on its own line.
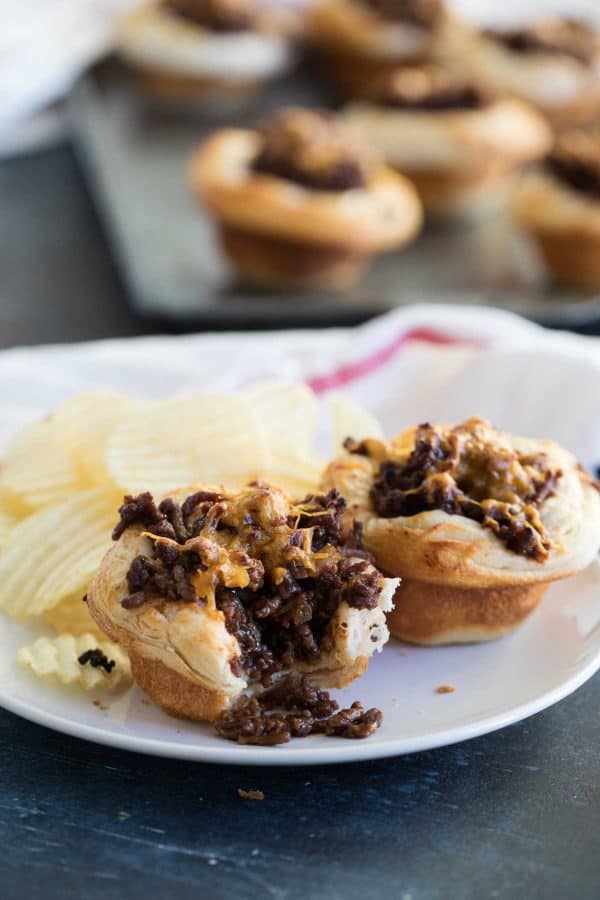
left=0, top=146, right=598, bottom=900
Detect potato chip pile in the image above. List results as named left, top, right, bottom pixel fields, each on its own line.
left=0, top=382, right=381, bottom=694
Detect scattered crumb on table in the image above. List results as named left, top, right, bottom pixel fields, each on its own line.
left=92, top=699, right=108, bottom=711
left=435, top=685, right=455, bottom=694
left=237, top=789, right=264, bottom=801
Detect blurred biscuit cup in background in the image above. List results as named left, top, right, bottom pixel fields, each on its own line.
left=342, top=65, right=552, bottom=219
left=118, top=0, right=297, bottom=114
left=189, top=108, right=423, bottom=290
left=462, top=18, right=600, bottom=130
left=306, top=0, right=469, bottom=99
left=511, top=128, right=600, bottom=290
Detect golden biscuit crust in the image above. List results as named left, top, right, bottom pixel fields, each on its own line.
left=87, top=484, right=397, bottom=719
left=189, top=129, right=423, bottom=252
left=322, top=423, right=600, bottom=643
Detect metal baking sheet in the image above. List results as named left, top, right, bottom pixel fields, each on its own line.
left=68, top=61, right=600, bottom=329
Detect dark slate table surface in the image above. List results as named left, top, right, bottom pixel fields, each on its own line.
left=1, top=146, right=599, bottom=900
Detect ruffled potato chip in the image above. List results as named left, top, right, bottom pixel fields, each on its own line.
left=0, top=500, right=19, bottom=551
left=106, top=392, right=269, bottom=496
left=261, top=453, right=324, bottom=500
left=43, top=593, right=105, bottom=640
left=328, top=391, right=384, bottom=451
left=0, top=489, right=119, bottom=619
left=0, top=391, right=140, bottom=510
left=242, top=381, right=319, bottom=456
left=18, top=633, right=131, bottom=690
left=50, top=390, right=141, bottom=483
left=0, top=481, right=32, bottom=519
left=0, top=421, right=83, bottom=510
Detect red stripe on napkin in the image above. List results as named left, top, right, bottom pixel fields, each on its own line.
left=307, top=327, right=483, bottom=394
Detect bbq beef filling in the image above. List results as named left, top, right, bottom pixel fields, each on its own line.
left=113, top=485, right=385, bottom=742
left=345, top=419, right=563, bottom=561
left=545, top=131, right=600, bottom=201
left=216, top=674, right=382, bottom=745
left=370, top=66, right=494, bottom=112
left=484, top=19, right=597, bottom=66
left=164, top=0, right=254, bottom=32
left=363, top=0, right=446, bottom=29
left=77, top=648, right=116, bottom=673
left=252, top=109, right=371, bottom=192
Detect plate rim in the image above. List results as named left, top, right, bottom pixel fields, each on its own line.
left=1, top=636, right=598, bottom=766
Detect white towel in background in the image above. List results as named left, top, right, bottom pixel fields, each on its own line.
left=0, top=304, right=599, bottom=466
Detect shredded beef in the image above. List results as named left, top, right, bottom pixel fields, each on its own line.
left=113, top=492, right=176, bottom=541
left=253, top=152, right=366, bottom=191
left=126, top=554, right=155, bottom=593
left=364, top=0, right=445, bottom=28
left=252, top=109, right=371, bottom=192
left=315, top=701, right=383, bottom=738
left=371, top=66, right=493, bottom=112
left=292, top=489, right=346, bottom=550
left=114, top=485, right=384, bottom=686
left=363, top=420, right=562, bottom=561
left=382, top=83, right=489, bottom=111
left=78, top=648, right=115, bottom=673
left=164, top=0, right=254, bottom=32
left=122, top=545, right=203, bottom=608
left=121, top=592, right=148, bottom=610
left=545, top=131, right=600, bottom=201
left=113, top=490, right=225, bottom=543
left=216, top=548, right=379, bottom=685
left=485, top=19, right=596, bottom=65
left=344, top=437, right=371, bottom=455
left=258, top=673, right=339, bottom=716
left=216, top=697, right=292, bottom=745
left=338, top=557, right=382, bottom=609
left=480, top=501, right=546, bottom=559
left=215, top=674, right=383, bottom=745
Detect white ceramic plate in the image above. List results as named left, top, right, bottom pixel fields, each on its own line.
left=1, top=558, right=599, bottom=765
left=1, top=306, right=599, bottom=765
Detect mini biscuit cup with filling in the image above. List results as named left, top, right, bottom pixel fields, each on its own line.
left=117, top=0, right=296, bottom=113
left=189, top=107, right=423, bottom=289
left=342, top=64, right=552, bottom=219
left=463, top=18, right=600, bottom=130
left=322, top=418, right=600, bottom=645
left=87, top=484, right=398, bottom=727
left=307, top=0, right=467, bottom=99
left=511, top=129, right=600, bottom=291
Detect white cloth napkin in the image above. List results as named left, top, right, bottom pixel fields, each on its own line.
left=1, top=304, right=599, bottom=468
left=2, top=0, right=599, bottom=157
left=0, top=1, right=134, bottom=155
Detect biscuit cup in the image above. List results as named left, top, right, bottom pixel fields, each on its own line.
left=323, top=421, right=600, bottom=645
left=189, top=121, right=423, bottom=290
left=87, top=485, right=398, bottom=720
